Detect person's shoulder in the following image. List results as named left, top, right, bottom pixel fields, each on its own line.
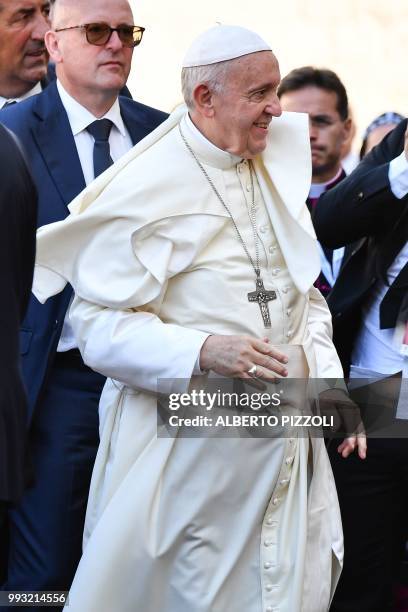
left=0, top=123, right=22, bottom=156
left=119, top=96, right=168, bottom=127
left=0, top=123, right=32, bottom=186
left=383, top=117, right=407, bottom=155
left=0, top=93, right=39, bottom=128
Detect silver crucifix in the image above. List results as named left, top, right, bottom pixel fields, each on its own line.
left=247, top=277, right=277, bottom=328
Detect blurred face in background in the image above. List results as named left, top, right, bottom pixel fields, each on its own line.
left=363, top=123, right=397, bottom=156
left=280, top=85, right=351, bottom=183
left=0, top=0, right=50, bottom=98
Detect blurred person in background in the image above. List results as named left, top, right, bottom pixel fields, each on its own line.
left=0, top=0, right=50, bottom=107
left=314, top=111, right=408, bottom=612
left=360, top=111, right=405, bottom=159
left=278, top=66, right=352, bottom=298
left=0, top=124, right=37, bottom=582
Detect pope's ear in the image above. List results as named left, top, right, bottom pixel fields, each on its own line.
left=192, top=84, right=215, bottom=118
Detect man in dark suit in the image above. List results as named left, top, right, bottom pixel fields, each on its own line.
left=0, top=124, right=37, bottom=579
left=0, top=0, right=166, bottom=604
left=314, top=118, right=408, bottom=612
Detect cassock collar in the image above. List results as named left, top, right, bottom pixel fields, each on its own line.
left=183, top=113, right=242, bottom=170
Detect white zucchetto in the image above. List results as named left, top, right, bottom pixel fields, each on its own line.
left=182, top=24, right=272, bottom=68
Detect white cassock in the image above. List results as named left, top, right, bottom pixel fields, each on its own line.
left=34, top=107, right=344, bottom=612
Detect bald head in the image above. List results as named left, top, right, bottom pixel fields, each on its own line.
left=50, top=0, right=133, bottom=28
left=49, top=0, right=71, bottom=26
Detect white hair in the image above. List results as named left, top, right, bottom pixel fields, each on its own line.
left=181, top=59, right=236, bottom=111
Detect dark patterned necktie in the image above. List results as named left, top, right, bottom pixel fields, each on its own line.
left=86, top=119, right=114, bottom=178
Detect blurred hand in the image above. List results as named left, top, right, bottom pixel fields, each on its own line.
left=319, top=387, right=367, bottom=460
left=337, top=434, right=367, bottom=460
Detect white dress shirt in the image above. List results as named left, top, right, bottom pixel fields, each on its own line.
left=0, top=82, right=42, bottom=108
left=350, top=152, right=408, bottom=380
left=56, top=80, right=133, bottom=351
left=309, top=170, right=345, bottom=286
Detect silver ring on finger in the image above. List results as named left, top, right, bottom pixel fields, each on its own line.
left=248, top=364, right=257, bottom=376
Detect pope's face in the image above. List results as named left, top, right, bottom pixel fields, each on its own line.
left=210, top=51, right=282, bottom=159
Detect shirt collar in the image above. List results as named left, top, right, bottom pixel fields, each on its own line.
left=182, top=112, right=242, bottom=170
left=0, top=81, right=42, bottom=108
left=56, top=80, right=126, bottom=137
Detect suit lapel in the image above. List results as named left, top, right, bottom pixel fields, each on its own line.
left=32, top=82, right=86, bottom=211
left=120, top=102, right=146, bottom=146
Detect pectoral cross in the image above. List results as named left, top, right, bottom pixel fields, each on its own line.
left=248, top=277, right=277, bottom=328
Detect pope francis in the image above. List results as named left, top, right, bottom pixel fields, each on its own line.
left=33, top=24, right=361, bottom=612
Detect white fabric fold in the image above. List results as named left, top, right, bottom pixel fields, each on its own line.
left=33, top=108, right=320, bottom=306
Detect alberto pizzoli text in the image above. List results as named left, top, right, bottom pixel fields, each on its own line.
left=165, top=390, right=333, bottom=429
left=168, top=414, right=334, bottom=428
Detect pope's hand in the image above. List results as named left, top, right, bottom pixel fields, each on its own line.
left=199, top=335, right=288, bottom=380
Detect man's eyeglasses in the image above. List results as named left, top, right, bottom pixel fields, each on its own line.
left=55, top=23, right=145, bottom=48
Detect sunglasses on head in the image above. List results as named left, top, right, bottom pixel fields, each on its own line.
left=55, top=23, right=145, bottom=48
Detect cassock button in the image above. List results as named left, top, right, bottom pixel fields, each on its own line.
left=260, top=225, right=268, bottom=233
left=265, top=584, right=274, bottom=592
left=285, top=456, right=294, bottom=465
left=269, top=245, right=277, bottom=254
left=272, top=268, right=281, bottom=276
left=286, top=308, right=291, bottom=316
left=272, top=497, right=280, bottom=505
left=264, top=561, right=272, bottom=569
left=279, top=479, right=289, bottom=487
left=264, top=538, right=273, bottom=547
left=286, top=330, right=293, bottom=338
left=246, top=184, right=252, bottom=192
